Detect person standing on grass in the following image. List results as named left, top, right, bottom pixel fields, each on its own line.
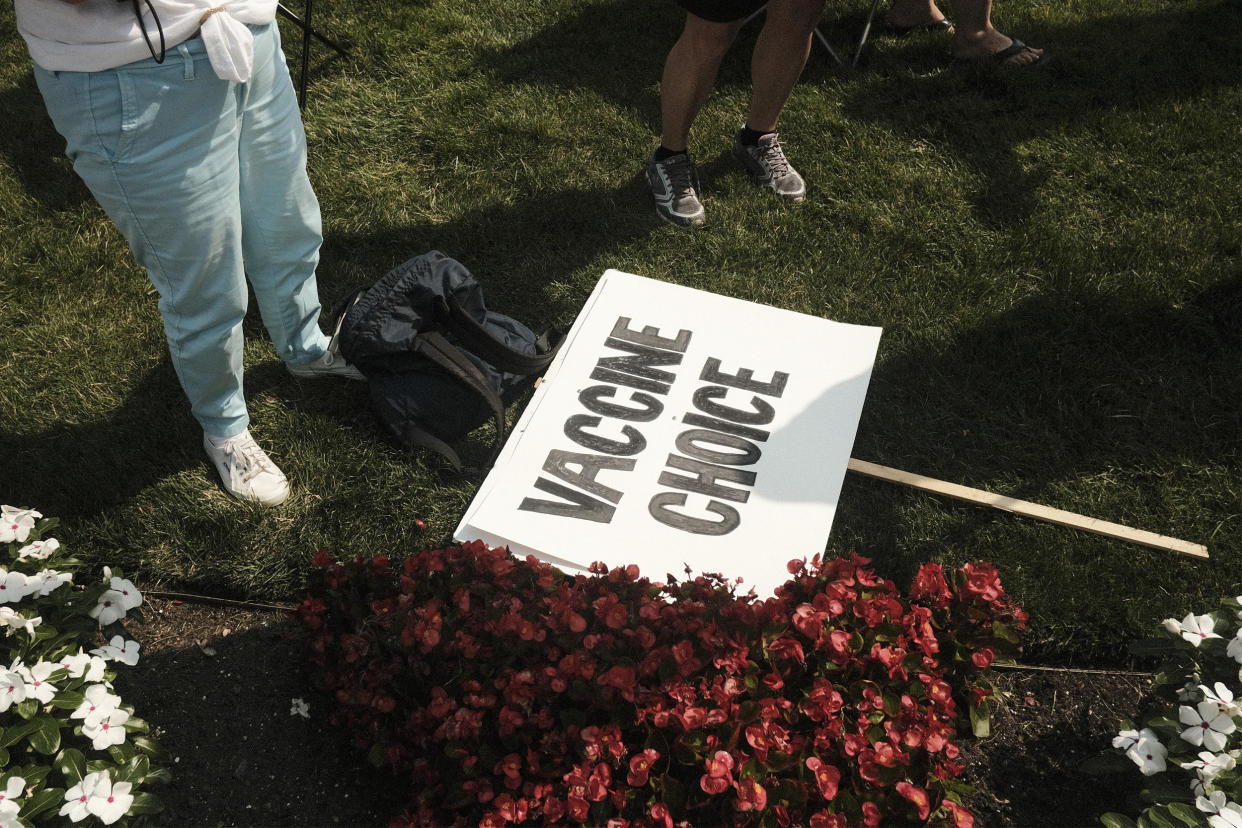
left=882, top=0, right=1043, bottom=66
left=647, top=0, right=825, bottom=228
left=13, top=0, right=363, bottom=506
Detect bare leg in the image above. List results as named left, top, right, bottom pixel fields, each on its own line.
left=949, top=0, right=1043, bottom=64
left=888, top=0, right=950, bottom=29
left=659, top=14, right=744, bottom=152
left=744, top=0, right=825, bottom=133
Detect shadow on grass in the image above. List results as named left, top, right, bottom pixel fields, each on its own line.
left=0, top=357, right=201, bottom=522
left=471, top=0, right=674, bottom=137
left=0, top=181, right=658, bottom=528
left=831, top=272, right=1240, bottom=582
left=318, top=179, right=663, bottom=326
left=834, top=0, right=1239, bottom=226
left=0, top=72, right=92, bottom=213
left=472, top=0, right=1237, bottom=230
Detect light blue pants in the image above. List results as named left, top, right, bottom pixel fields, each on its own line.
left=34, top=22, right=328, bottom=438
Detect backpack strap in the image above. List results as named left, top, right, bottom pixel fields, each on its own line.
left=410, top=330, right=508, bottom=471
left=439, top=295, right=561, bottom=375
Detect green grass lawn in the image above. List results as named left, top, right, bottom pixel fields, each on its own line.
left=0, top=0, right=1237, bottom=665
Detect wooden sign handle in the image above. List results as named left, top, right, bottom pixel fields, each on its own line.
left=847, top=458, right=1209, bottom=560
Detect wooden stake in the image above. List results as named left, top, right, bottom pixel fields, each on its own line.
left=847, top=458, right=1209, bottom=560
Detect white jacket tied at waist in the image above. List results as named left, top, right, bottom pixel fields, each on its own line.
left=14, top=0, right=277, bottom=81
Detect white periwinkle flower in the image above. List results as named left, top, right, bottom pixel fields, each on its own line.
left=0, top=507, right=41, bottom=544
left=86, top=774, right=132, bottom=826
left=16, top=537, right=58, bottom=560
left=1112, top=728, right=1142, bottom=751
left=0, top=571, right=29, bottom=605
left=58, top=651, right=93, bottom=678
left=1209, top=803, right=1242, bottom=828
left=1180, top=700, right=1238, bottom=753
left=0, top=607, right=40, bottom=637
left=108, top=577, right=142, bottom=611
left=1200, top=790, right=1235, bottom=815
left=1181, top=750, right=1238, bottom=780
left=1205, top=751, right=1237, bottom=783
left=1201, top=682, right=1241, bottom=717
left=17, top=661, right=58, bottom=704
left=0, top=668, right=27, bottom=712
left=1165, top=613, right=1223, bottom=647
left=0, top=776, right=25, bottom=815
left=27, top=569, right=72, bottom=597
left=1126, top=729, right=1168, bottom=775
left=82, top=707, right=130, bottom=751
left=60, top=772, right=105, bottom=823
left=91, top=636, right=140, bottom=666
left=84, top=656, right=108, bottom=683
left=70, top=684, right=121, bottom=726
left=1229, top=629, right=1242, bottom=664
left=290, top=697, right=310, bottom=718
left=89, top=590, right=128, bottom=626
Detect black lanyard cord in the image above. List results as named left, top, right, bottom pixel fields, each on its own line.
left=132, top=0, right=166, bottom=63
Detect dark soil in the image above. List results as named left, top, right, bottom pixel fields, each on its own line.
left=113, top=595, right=1150, bottom=827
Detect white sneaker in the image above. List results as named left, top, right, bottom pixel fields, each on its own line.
left=203, top=431, right=291, bottom=506
left=287, top=338, right=365, bottom=381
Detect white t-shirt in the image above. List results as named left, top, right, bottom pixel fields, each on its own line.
left=14, top=0, right=277, bottom=74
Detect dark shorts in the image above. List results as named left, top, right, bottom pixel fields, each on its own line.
left=676, top=0, right=767, bottom=23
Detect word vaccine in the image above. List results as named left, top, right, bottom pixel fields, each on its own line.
left=518, top=316, right=789, bottom=536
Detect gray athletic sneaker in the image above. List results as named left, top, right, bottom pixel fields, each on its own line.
left=732, top=131, right=806, bottom=202
left=646, top=151, right=706, bottom=227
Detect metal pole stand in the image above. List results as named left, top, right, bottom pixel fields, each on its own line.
left=276, top=1, right=349, bottom=107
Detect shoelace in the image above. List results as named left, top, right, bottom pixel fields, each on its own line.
left=662, top=155, right=697, bottom=196
left=757, top=138, right=791, bottom=178
left=225, top=437, right=276, bottom=483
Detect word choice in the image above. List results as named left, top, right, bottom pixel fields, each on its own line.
left=518, top=316, right=788, bottom=536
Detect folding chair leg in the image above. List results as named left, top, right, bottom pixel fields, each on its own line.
left=813, top=26, right=844, bottom=66
left=743, top=4, right=844, bottom=67
left=852, top=0, right=884, bottom=67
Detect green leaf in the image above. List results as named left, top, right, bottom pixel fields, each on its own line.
left=118, top=753, right=151, bottom=785
left=131, top=735, right=166, bottom=760
left=1165, top=802, right=1206, bottom=827
left=14, top=698, right=37, bottom=719
left=145, top=766, right=174, bottom=786
left=0, top=718, right=41, bottom=749
left=1081, top=750, right=1138, bottom=776
left=18, top=763, right=50, bottom=790
left=992, top=621, right=1021, bottom=644
left=1101, top=813, right=1140, bottom=828
left=18, top=786, right=64, bottom=822
left=127, top=792, right=165, bottom=816
left=49, top=690, right=85, bottom=711
left=970, top=701, right=991, bottom=738
left=661, top=775, right=686, bottom=813
left=1143, top=776, right=1197, bottom=804
left=57, top=748, right=86, bottom=785
left=1144, top=806, right=1181, bottom=828
left=108, top=741, right=137, bottom=766
left=28, top=715, right=62, bottom=755
left=126, top=716, right=151, bottom=736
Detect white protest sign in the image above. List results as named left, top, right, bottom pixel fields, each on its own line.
left=455, top=270, right=882, bottom=597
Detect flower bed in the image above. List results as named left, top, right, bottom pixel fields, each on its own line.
left=1104, top=597, right=1242, bottom=828
left=299, top=541, right=1026, bottom=827
left=0, top=506, right=167, bottom=826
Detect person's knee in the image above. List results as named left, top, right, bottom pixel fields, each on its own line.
left=678, top=17, right=739, bottom=62
left=766, top=0, right=825, bottom=32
